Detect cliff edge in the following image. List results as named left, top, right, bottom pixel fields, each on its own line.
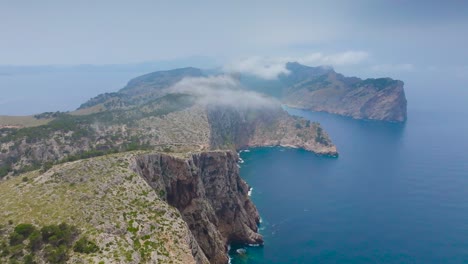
left=134, top=151, right=262, bottom=264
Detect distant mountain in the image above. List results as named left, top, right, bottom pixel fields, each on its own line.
left=240, top=62, right=407, bottom=122
left=77, top=67, right=204, bottom=111
left=119, top=67, right=204, bottom=96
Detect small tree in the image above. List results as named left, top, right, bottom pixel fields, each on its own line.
left=73, top=237, right=99, bottom=254
left=14, top=223, right=36, bottom=237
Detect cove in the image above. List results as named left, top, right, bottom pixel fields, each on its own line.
left=230, top=107, right=468, bottom=263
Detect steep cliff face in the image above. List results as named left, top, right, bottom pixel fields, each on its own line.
left=240, top=62, right=408, bottom=122
left=283, top=76, right=407, bottom=122
left=281, top=63, right=407, bottom=122
left=206, top=105, right=338, bottom=156
left=133, top=151, right=263, bottom=264
left=0, top=152, right=210, bottom=264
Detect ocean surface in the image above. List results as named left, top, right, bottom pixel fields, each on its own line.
left=230, top=106, right=468, bottom=263
left=0, top=71, right=144, bottom=115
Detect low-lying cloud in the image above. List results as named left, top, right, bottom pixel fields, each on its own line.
left=223, top=51, right=369, bottom=79
left=170, top=75, right=279, bottom=108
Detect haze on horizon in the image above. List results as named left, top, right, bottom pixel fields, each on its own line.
left=1, top=0, right=468, bottom=115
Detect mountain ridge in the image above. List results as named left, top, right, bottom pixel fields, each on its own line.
left=239, top=61, right=407, bottom=122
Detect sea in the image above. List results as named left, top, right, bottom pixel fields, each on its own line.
left=230, top=105, right=468, bottom=263
left=0, top=71, right=145, bottom=115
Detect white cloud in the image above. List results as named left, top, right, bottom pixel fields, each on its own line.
left=223, top=56, right=290, bottom=80
left=223, top=51, right=370, bottom=79
left=170, top=75, right=279, bottom=108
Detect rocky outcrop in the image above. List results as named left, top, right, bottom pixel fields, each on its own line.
left=282, top=63, right=407, bottom=122
left=206, top=105, right=338, bottom=156
left=0, top=152, right=210, bottom=264
left=240, top=62, right=408, bottom=122
left=283, top=79, right=407, bottom=122
left=133, top=151, right=263, bottom=264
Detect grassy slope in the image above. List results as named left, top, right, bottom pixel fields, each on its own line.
left=0, top=152, right=198, bottom=264
left=0, top=115, right=52, bottom=128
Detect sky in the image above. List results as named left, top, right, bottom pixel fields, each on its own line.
left=1, top=0, right=468, bottom=114
left=1, top=1, right=467, bottom=67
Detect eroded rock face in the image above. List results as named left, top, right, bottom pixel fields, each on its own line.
left=284, top=80, right=407, bottom=122
left=280, top=63, right=408, bottom=122
left=206, top=105, right=338, bottom=156
left=133, top=151, right=262, bottom=264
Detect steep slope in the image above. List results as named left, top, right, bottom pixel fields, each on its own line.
left=0, top=152, right=209, bottom=264
left=207, top=105, right=337, bottom=156
left=240, top=62, right=408, bottom=122
left=0, top=150, right=261, bottom=264
left=1, top=94, right=336, bottom=178
left=77, top=67, right=204, bottom=111
left=134, top=151, right=262, bottom=264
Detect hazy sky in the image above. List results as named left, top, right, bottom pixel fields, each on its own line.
left=2, top=1, right=467, bottom=69
left=1, top=0, right=468, bottom=116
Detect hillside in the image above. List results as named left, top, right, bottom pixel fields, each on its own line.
left=0, top=150, right=261, bottom=263
left=0, top=152, right=207, bottom=263
left=240, top=62, right=408, bottom=122
left=0, top=69, right=337, bottom=178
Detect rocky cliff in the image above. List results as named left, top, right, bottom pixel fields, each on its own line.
left=240, top=62, right=408, bottom=122
left=0, top=150, right=263, bottom=263
left=133, top=151, right=262, bottom=264
left=1, top=95, right=337, bottom=177
left=207, top=105, right=337, bottom=156
left=0, top=152, right=211, bottom=264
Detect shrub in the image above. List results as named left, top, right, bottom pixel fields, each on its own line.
left=23, top=254, right=35, bottom=264
left=44, top=244, right=69, bottom=264
left=14, top=224, right=36, bottom=237
left=9, top=232, right=25, bottom=246
left=41, top=223, right=77, bottom=247
left=28, top=230, right=42, bottom=251
left=40, top=161, right=53, bottom=173
left=9, top=244, right=24, bottom=258
left=73, top=237, right=99, bottom=254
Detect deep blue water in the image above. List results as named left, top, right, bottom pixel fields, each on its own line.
left=230, top=107, right=468, bottom=263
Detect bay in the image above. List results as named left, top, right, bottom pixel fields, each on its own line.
left=230, top=107, right=468, bottom=263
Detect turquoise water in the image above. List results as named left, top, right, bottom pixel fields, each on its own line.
left=230, top=107, right=468, bottom=263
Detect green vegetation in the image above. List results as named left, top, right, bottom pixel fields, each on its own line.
left=77, top=92, right=124, bottom=110
left=315, top=126, right=329, bottom=146
left=0, top=164, right=11, bottom=178
left=0, top=223, right=98, bottom=264
left=0, top=114, right=95, bottom=144
left=0, top=93, right=195, bottom=177
left=33, top=111, right=64, bottom=120
left=353, top=78, right=399, bottom=90
left=73, top=237, right=99, bottom=254
left=13, top=224, right=36, bottom=237
left=60, top=142, right=151, bottom=164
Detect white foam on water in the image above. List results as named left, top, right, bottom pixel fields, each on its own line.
left=248, top=243, right=261, bottom=247
left=248, top=187, right=253, bottom=196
